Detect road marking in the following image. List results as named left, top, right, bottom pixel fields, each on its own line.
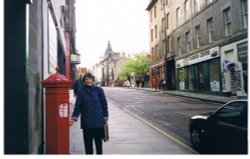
left=122, top=107, right=199, bottom=154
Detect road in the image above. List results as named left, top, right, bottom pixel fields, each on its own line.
left=103, top=87, right=221, bottom=150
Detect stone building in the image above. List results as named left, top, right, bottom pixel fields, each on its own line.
left=93, top=41, right=129, bottom=86
left=4, top=0, right=78, bottom=154
left=146, top=0, right=247, bottom=96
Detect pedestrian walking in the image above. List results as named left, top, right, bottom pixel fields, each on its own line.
left=70, top=73, right=109, bottom=155
left=136, top=78, right=140, bottom=88
left=73, top=75, right=83, bottom=96
left=141, top=78, right=145, bottom=88
left=162, top=78, right=167, bottom=91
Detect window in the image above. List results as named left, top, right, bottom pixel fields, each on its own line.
left=162, top=39, right=166, bottom=54
left=206, top=0, right=213, bottom=5
left=151, top=29, right=153, bottom=42
left=154, top=6, right=157, bottom=18
left=195, top=25, right=201, bottom=48
left=176, top=7, right=180, bottom=27
left=207, top=18, right=214, bottom=43
left=177, top=36, right=182, bottom=54
left=184, top=0, right=190, bottom=21
left=167, top=36, right=172, bottom=52
left=194, top=0, right=201, bottom=13
left=150, top=11, right=153, bottom=22
left=223, top=7, right=232, bottom=36
left=155, top=45, right=158, bottom=59
left=155, top=25, right=158, bottom=38
left=241, top=0, right=248, bottom=29
left=162, top=17, right=165, bottom=33
left=186, top=31, right=191, bottom=52
left=166, top=13, right=170, bottom=29
left=151, top=47, right=154, bottom=60
left=166, top=0, right=168, bottom=6
left=214, top=101, right=247, bottom=126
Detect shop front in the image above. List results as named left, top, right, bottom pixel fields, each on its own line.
left=220, top=39, right=248, bottom=97
left=176, top=46, right=221, bottom=93
left=150, top=59, right=165, bottom=89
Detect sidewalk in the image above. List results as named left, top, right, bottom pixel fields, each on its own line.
left=70, top=100, right=194, bottom=154
left=130, top=87, right=246, bottom=104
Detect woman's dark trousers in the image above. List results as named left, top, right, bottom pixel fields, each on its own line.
left=83, top=128, right=103, bottom=154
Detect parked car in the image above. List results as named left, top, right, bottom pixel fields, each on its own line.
left=189, top=100, right=248, bottom=154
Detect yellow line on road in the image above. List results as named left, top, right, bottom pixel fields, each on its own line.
left=122, top=107, right=199, bottom=154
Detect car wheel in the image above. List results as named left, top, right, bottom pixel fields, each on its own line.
left=191, top=128, right=203, bottom=150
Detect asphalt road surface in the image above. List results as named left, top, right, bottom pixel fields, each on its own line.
left=103, top=87, right=221, bottom=149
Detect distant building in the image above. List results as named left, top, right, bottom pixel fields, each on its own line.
left=146, top=0, right=247, bottom=96
left=93, top=41, right=129, bottom=86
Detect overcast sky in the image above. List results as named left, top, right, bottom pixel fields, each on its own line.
left=75, top=0, right=150, bottom=69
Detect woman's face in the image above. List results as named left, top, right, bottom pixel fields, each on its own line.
left=85, top=77, right=94, bottom=86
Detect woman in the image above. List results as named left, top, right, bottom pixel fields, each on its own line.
left=70, top=73, right=109, bottom=154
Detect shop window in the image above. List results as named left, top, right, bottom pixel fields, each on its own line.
left=209, top=58, right=220, bottom=91
left=188, top=65, right=195, bottom=90
left=178, top=68, right=185, bottom=90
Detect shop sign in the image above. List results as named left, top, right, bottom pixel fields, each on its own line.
left=179, top=81, right=185, bottom=90
left=210, top=80, right=220, bottom=92
left=188, top=46, right=219, bottom=65
left=71, top=54, right=81, bottom=64
left=176, top=59, right=188, bottom=68
left=237, top=42, right=248, bottom=62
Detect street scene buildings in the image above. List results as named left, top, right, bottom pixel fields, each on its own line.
left=3, top=0, right=248, bottom=155
left=146, top=0, right=248, bottom=97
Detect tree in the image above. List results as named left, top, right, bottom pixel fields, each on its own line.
left=118, top=53, right=150, bottom=80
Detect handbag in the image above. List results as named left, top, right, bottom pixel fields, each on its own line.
left=103, top=122, right=109, bottom=142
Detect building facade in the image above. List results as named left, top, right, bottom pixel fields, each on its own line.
left=146, top=0, right=248, bottom=96
left=93, top=41, right=129, bottom=86
left=4, top=0, right=78, bottom=154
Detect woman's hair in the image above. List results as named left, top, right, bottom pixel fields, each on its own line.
left=82, top=73, right=95, bottom=82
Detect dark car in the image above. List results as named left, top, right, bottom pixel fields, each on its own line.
left=189, top=100, right=248, bottom=154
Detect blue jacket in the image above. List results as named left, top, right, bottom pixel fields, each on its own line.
left=71, top=85, right=109, bottom=129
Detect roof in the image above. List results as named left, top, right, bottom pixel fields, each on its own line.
left=146, top=0, right=157, bottom=11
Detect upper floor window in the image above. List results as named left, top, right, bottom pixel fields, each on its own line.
left=207, top=18, right=214, bottom=43
left=195, top=25, right=201, bottom=49
left=155, top=44, right=159, bottom=58
left=166, top=13, right=170, bottom=29
left=155, top=25, right=158, bottom=38
left=166, top=0, right=169, bottom=6
left=162, top=39, right=166, bottom=54
left=150, top=10, right=153, bottom=22
left=154, top=6, right=157, bottom=18
left=177, top=36, right=182, bottom=54
left=194, top=0, right=201, bottom=13
left=186, top=31, right=191, bottom=52
left=167, top=36, right=172, bottom=52
left=223, top=7, right=232, bottom=36
left=184, top=0, right=191, bottom=21
left=151, top=29, right=154, bottom=42
left=162, top=17, right=165, bottom=33
left=241, top=0, right=248, bottom=29
left=176, top=7, right=180, bottom=27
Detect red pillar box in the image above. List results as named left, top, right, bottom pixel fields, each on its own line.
left=42, top=68, right=72, bottom=154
